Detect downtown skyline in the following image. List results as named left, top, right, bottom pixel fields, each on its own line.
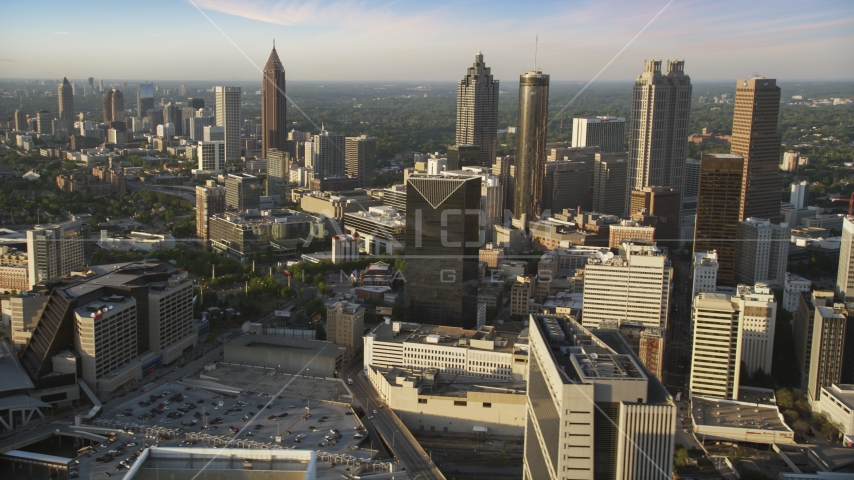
left=0, top=0, right=852, bottom=82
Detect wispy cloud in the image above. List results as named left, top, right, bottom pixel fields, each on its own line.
left=0, top=58, right=17, bottom=63
left=52, top=31, right=70, bottom=35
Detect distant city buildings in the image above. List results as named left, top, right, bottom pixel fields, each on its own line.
left=196, top=180, right=226, bottom=240
left=57, top=77, right=74, bottom=133
left=345, top=135, right=377, bottom=188
left=137, top=82, right=154, bottom=116
left=571, top=116, right=625, bottom=153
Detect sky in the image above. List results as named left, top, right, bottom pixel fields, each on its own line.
left=1, top=0, right=853, bottom=83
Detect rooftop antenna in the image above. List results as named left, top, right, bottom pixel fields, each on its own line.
left=534, top=34, right=539, bottom=72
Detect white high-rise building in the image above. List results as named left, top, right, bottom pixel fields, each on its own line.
left=790, top=181, right=809, bottom=209
left=582, top=244, right=672, bottom=329
left=837, top=216, right=854, bottom=301
left=194, top=141, right=226, bottom=175
left=156, top=123, right=174, bottom=138
left=203, top=125, right=224, bottom=142
left=26, top=217, right=90, bottom=289
left=427, top=158, right=447, bottom=175
left=571, top=116, right=626, bottom=153
left=331, top=234, right=358, bottom=264
left=781, top=151, right=799, bottom=172
left=735, top=218, right=790, bottom=287
left=309, top=128, right=345, bottom=178
left=690, top=284, right=777, bottom=400
left=215, top=86, right=241, bottom=162
left=692, top=251, right=719, bottom=300
left=783, top=273, right=811, bottom=312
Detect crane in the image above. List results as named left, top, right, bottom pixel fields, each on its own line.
left=830, top=193, right=854, bottom=216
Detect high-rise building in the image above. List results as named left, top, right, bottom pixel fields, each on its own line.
left=225, top=173, right=261, bottom=211
left=262, top=44, right=287, bottom=159
left=14, top=110, right=27, bottom=131
left=807, top=303, right=854, bottom=404
left=514, top=70, right=549, bottom=224
left=592, top=152, right=628, bottom=216
left=267, top=149, right=289, bottom=199
left=203, top=125, right=224, bottom=142
left=446, top=144, right=480, bottom=170
left=542, top=161, right=590, bottom=214
left=187, top=97, right=205, bottom=109
left=683, top=157, right=701, bottom=198
left=492, top=155, right=515, bottom=214
left=440, top=169, right=503, bottom=243
left=345, top=135, right=377, bottom=188
left=735, top=218, right=790, bottom=286
left=629, top=187, right=681, bottom=243
left=571, top=116, right=625, bottom=153
left=790, top=181, right=809, bottom=209
left=794, top=290, right=835, bottom=389
left=57, top=77, right=74, bottom=133
left=215, top=86, right=242, bottom=162
left=456, top=52, right=499, bottom=167
left=195, top=141, right=226, bottom=175
left=783, top=273, right=811, bottom=313
left=690, top=284, right=777, bottom=400
left=404, top=175, right=482, bottom=327
left=627, top=60, right=692, bottom=214
left=837, top=216, right=854, bottom=301
left=326, top=301, right=364, bottom=363
left=189, top=116, right=212, bottom=141
left=102, top=89, right=125, bottom=123
left=732, top=77, right=783, bottom=222
left=781, top=150, right=799, bottom=172
left=26, top=217, right=91, bottom=289
left=36, top=110, right=52, bottom=135
left=582, top=244, right=672, bottom=329
left=163, top=103, right=182, bottom=136
left=694, top=154, right=744, bottom=287
left=196, top=180, right=226, bottom=240
left=523, top=314, right=676, bottom=480
left=137, top=82, right=154, bottom=116
left=309, top=128, right=345, bottom=178
left=692, top=251, right=719, bottom=300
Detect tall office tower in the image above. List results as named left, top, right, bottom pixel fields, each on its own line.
left=178, top=85, right=187, bottom=96
left=309, top=128, right=345, bottom=178
left=627, top=60, right=692, bottom=214
left=189, top=117, right=213, bottom=141
left=267, top=149, right=289, bottom=198
left=88, top=77, right=94, bottom=89
left=137, top=82, right=154, bottom=116
left=288, top=130, right=312, bottom=160
left=404, top=175, right=482, bottom=327
left=583, top=244, right=672, bottom=329
left=807, top=303, right=854, bottom=404
left=542, top=161, right=590, bottom=214
left=592, top=152, right=628, bottom=215
left=215, top=86, right=242, bottom=162
left=690, top=285, right=777, bottom=400
left=187, top=97, right=205, bottom=109
left=837, top=216, right=854, bottom=301
left=102, top=89, right=125, bottom=123
left=163, top=103, right=182, bottom=136
left=203, top=125, right=224, bottom=142
left=36, top=110, right=52, bottom=135
left=14, top=110, right=27, bottom=131
left=446, top=144, right=480, bottom=170
left=25, top=217, right=90, bottom=289
left=524, top=314, right=676, bottom=480
left=794, top=290, right=834, bottom=388
left=456, top=52, right=499, bottom=167
left=694, top=154, right=744, bottom=287
left=514, top=70, right=549, bottom=224
left=326, top=301, right=364, bottom=362
left=781, top=151, right=799, bottom=172
left=196, top=180, right=226, bottom=240
left=57, top=77, right=74, bottom=133
left=735, top=218, right=790, bottom=286
left=440, top=169, right=503, bottom=243
left=783, top=273, right=811, bottom=313
left=345, top=135, right=376, bottom=187
left=225, top=173, right=260, bottom=211
left=732, top=77, right=783, bottom=222
left=630, top=187, right=681, bottom=243
left=98, top=79, right=104, bottom=92
left=571, top=116, right=626, bottom=153
left=262, top=44, right=287, bottom=159
left=683, top=157, right=701, bottom=197
left=692, top=251, right=719, bottom=300
left=195, top=141, right=226, bottom=175
left=790, top=181, right=809, bottom=209
left=492, top=155, right=515, bottom=214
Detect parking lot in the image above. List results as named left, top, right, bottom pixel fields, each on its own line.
left=72, top=380, right=377, bottom=479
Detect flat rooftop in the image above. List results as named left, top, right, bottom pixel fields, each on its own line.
left=59, top=262, right=186, bottom=299
left=691, top=395, right=790, bottom=432
left=126, top=447, right=314, bottom=480
left=373, top=365, right=527, bottom=398
left=371, top=322, right=525, bottom=354
left=229, top=335, right=345, bottom=360
left=822, top=384, right=854, bottom=409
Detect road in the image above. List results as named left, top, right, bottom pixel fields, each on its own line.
left=348, top=369, right=445, bottom=480
left=129, top=182, right=196, bottom=204
left=663, top=258, right=692, bottom=394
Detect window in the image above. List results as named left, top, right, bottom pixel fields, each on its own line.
left=483, top=403, right=492, bottom=408
left=454, top=401, right=467, bottom=407
left=418, top=398, right=427, bottom=404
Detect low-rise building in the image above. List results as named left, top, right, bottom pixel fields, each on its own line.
left=690, top=389, right=795, bottom=445
left=784, top=273, right=812, bottom=312
left=326, top=301, right=364, bottom=362
left=208, top=209, right=322, bottom=262
left=608, top=219, right=655, bottom=247
left=343, top=206, right=405, bottom=255
left=818, top=384, right=854, bottom=436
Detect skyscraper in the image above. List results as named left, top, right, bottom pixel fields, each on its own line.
left=163, top=103, right=182, bottom=136
left=225, top=173, right=260, bottom=211
left=630, top=187, right=681, bottom=243
left=404, top=175, right=482, bottom=327
left=446, top=144, right=480, bottom=170
left=592, top=152, right=628, bottom=216
left=137, top=82, right=154, bottom=116
left=36, top=110, right=51, bottom=135
left=58, top=77, right=74, bottom=133
left=216, top=86, right=242, bottom=162
left=456, top=52, right=499, bottom=167
left=735, top=218, right=790, bottom=287
left=836, top=216, right=854, bottom=301
left=196, top=180, right=226, bottom=240
left=345, top=135, right=377, bottom=188
left=102, top=89, right=125, bottom=123
left=26, top=217, right=90, bottom=289
left=694, top=154, right=744, bottom=287
left=267, top=149, right=289, bottom=198
left=807, top=302, right=854, bottom=404
left=571, top=116, right=626, bottom=153
left=262, top=44, right=287, bottom=159
left=627, top=60, right=692, bottom=215
left=732, top=77, right=783, bottom=222
left=195, top=141, right=226, bottom=175
left=14, top=110, right=26, bottom=131
left=309, top=128, right=345, bottom=178
left=514, top=70, right=549, bottom=224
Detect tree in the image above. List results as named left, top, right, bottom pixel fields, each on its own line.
left=314, top=323, right=327, bottom=341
